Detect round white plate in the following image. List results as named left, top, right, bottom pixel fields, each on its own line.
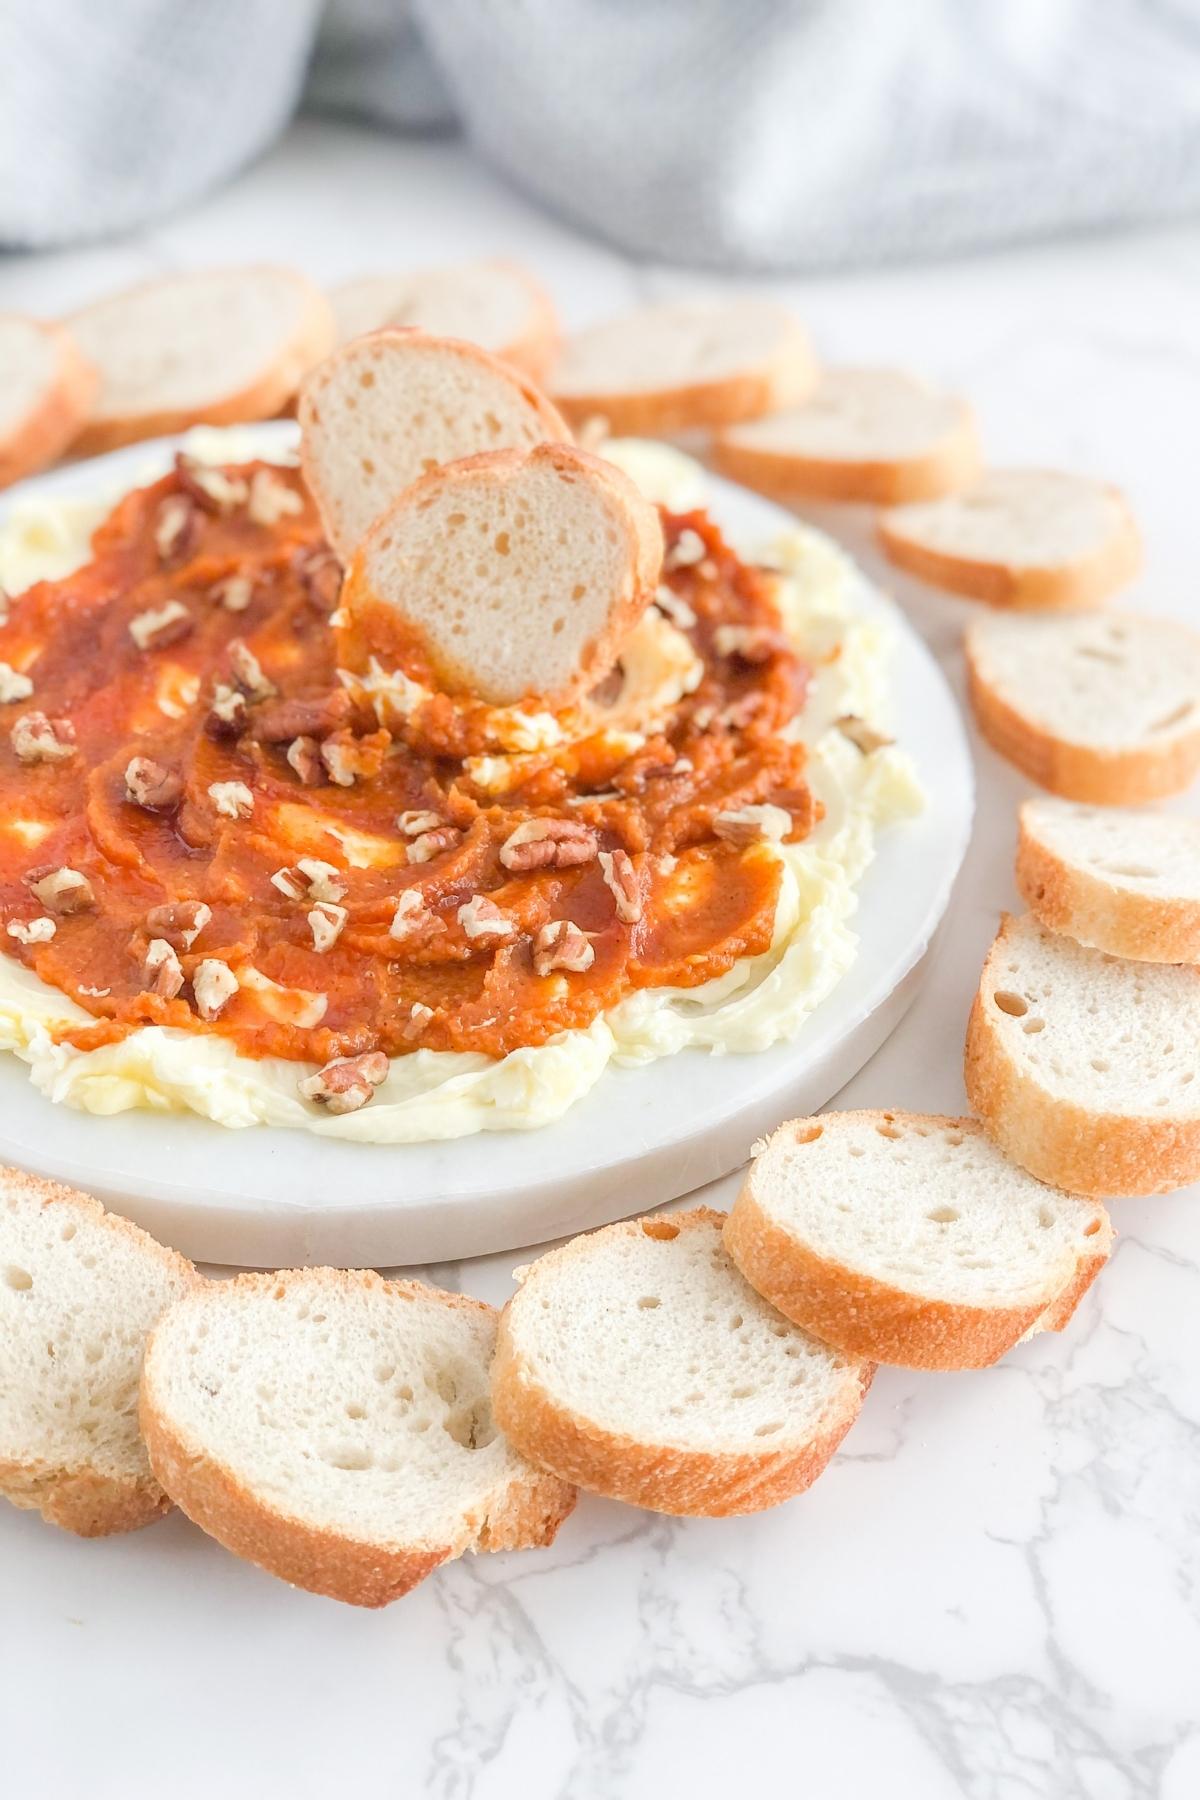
left=0, top=429, right=973, bottom=1266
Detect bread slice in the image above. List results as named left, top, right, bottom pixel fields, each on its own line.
left=1017, top=798, right=1200, bottom=963
left=965, top=611, right=1200, bottom=802
left=299, top=326, right=571, bottom=561
left=550, top=298, right=816, bottom=436
left=965, top=912, right=1200, bottom=1197
left=330, top=260, right=558, bottom=379
left=0, top=315, right=96, bottom=486
left=879, top=469, right=1140, bottom=608
left=725, top=1112, right=1112, bottom=1370
left=140, top=1269, right=575, bottom=1608
left=491, top=1209, right=872, bottom=1518
left=343, top=440, right=663, bottom=708
left=67, top=267, right=335, bottom=456
left=713, top=367, right=979, bottom=505
left=0, top=1169, right=200, bottom=1536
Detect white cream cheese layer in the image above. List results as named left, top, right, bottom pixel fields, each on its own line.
left=0, top=430, right=923, bottom=1140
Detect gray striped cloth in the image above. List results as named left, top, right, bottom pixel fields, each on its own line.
left=3, top=0, right=1200, bottom=269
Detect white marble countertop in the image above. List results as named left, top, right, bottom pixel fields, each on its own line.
left=3, top=121, right=1200, bottom=1800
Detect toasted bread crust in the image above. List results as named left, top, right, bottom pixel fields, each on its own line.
left=491, top=1208, right=872, bottom=1518
left=343, top=439, right=662, bottom=710
left=0, top=319, right=97, bottom=487
left=723, top=1133, right=1110, bottom=1370
left=964, top=920, right=1200, bottom=1197
left=879, top=489, right=1140, bottom=610
left=714, top=414, right=979, bottom=507
left=1015, top=806, right=1200, bottom=963
left=140, top=1269, right=574, bottom=1607
left=965, top=634, right=1200, bottom=803
left=0, top=1168, right=200, bottom=1536
left=552, top=326, right=816, bottom=437
left=69, top=269, right=336, bottom=456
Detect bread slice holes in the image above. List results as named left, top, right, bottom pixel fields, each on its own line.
left=359, top=370, right=375, bottom=389
left=345, top=1402, right=366, bottom=1420
left=1151, top=702, right=1195, bottom=732
left=794, top=1123, right=823, bottom=1145
left=374, top=1363, right=395, bottom=1384
left=4, top=1264, right=32, bottom=1290
left=1075, top=645, right=1124, bottom=665
left=927, top=1206, right=959, bottom=1224
left=847, top=1146, right=864, bottom=1158
left=993, top=991, right=1029, bottom=1017
left=1099, top=862, right=1158, bottom=880
left=637, top=1295, right=661, bottom=1310
left=1023, top=1018, right=1045, bottom=1034
left=875, top=1122, right=902, bottom=1140
left=1037, top=1207, right=1055, bottom=1229
left=321, top=1444, right=373, bottom=1472
left=59, top=1223, right=76, bottom=1242
left=754, top=1421, right=784, bottom=1437
left=729, top=1314, right=744, bottom=1331
left=1090, top=1058, right=1110, bottom=1074
left=1084, top=1218, right=1103, bottom=1237
left=84, top=1341, right=103, bottom=1363
left=641, top=1219, right=680, bottom=1241
left=731, top=1384, right=755, bottom=1399
left=444, top=1400, right=496, bottom=1451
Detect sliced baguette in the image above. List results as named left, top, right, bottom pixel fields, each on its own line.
left=491, top=1209, right=872, bottom=1518
left=0, top=1169, right=200, bottom=1536
left=965, top=610, right=1200, bottom=803
left=1017, top=798, right=1200, bottom=962
left=140, top=1269, right=575, bottom=1608
left=299, top=327, right=571, bottom=561
left=68, top=267, right=335, bottom=456
left=725, top=1112, right=1112, bottom=1370
left=0, top=315, right=97, bottom=486
left=342, top=440, right=663, bottom=708
left=965, top=912, right=1200, bottom=1197
left=550, top=298, right=816, bottom=436
left=713, top=367, right=979, bottom=505
left=879, top=469, right=1140, bottom=609
left=331, top=260, right=558, bottom=380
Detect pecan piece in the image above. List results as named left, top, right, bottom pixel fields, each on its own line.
left=11, top=711, right=75, bottom=764
left=0, top=663, right=33, bottom=704
left=210, top=574, right=254, bottom=613
left=598, top=849, right=642, bottom=924
left=396, top=808, right=444, bottom=839
left=208, top=780, right=254, bottom=820
left=533, top=919, right=595, bottom=977
left=154, top=494, right=198, bottom=563
left=499, top=818, right=598, bottom=872
left=247, top=469, right=303, bottom=528
left=713, top=803, right=792, bottom=847
left=457, top=896, right=515, bottom=942
left=286, top=735, right=324, bottom=786
left=193, top=958, right=239, bottom=1020
left=298, top=1050, right=388, bottom=1116
left=208, top=681, right=247, bottom=736
left=125, top=756, right=183, bottom=812
left=228, top=639, right=275, bottom=702
left=7, top=916, right=55, bottom=945
left=836, top=714, right=894, bottom=756
left=654, top=584, right=697, bottom=631
left=144, top=937, right=185, bottom=1000
left=320, top=728, right=387, bottom=788
left=144, top=900, right=211, bottom=950
left=296, top=858, right=347, bottom=903
left=174, top=454, right=247, bottom=514
left=390, top=889, right=437, bottom=940
left=308, top=900, right=347, bottom=952
left=293, top=545, right=343, bottom=612
left=665, top=527, right=706, bottom=571
left=712, top=624, right=782, bottom=664
left=129, top=600, right=193, bottom=652
left=251, top=690, right=351, bottom=744
left=26, top=866, right=94, bottom=915
left=407, top=824, right=462, bottom=865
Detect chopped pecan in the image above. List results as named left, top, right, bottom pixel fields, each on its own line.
left=407, top=824, right=462, bottom=865
left=389, top=889, right=437, bottom=940
left=293, top=545, right=343, bottom=612
left=247, top=469, right=304, bottom=528
left=251, top=690, right=351, bottom=744
left=129, top=600, right=193, bottom=652
left=11, top=711, right=75, bottom=764
left=7, top=916, right=55, bottom=945
left=308, top=900, right=347, bottom=952
left=210, top=574, right=254, bottom=613
left=125, top=756, right=183, bottom=812
left=154, top=494, right=198, bottom=563
left=298, top=1050, right=388, bottom=1116
left=0, top=662, right=33, bottom=704
left=653, top=585, right=697, bottom=631
left=193, top=957, right=239, bottom=1020
left=598, top=849, right=642, bottom=924
left=26, top=866, right=94, bottom=914
left=457, top=896, right=515, bottom=942
left=665, top=527, right=706, bottom=571
left=499, top=818, right=597, bottom=872
left=286, top=735, right=324, bottom=785
left=271, top=866, right=307, bottom=902
left=208, top=780, right=254, bottom=820
left=144, top=900, right=211, bottom=950
left=208, top=681, right=247, bottom=736
left=402, top=1001, right=435, bottom=1039
left=533, top=919, right=595, bottom=977
left=144, top=937, right=185, bottom=1000
left=396, top=808, right=443, bottom=839
left=713, top=803, right=792, bottom=847
left=320, top=728, right=387, bottom=787
left=173, top=455, right=247, bottom=514
left=296, top=858, right=347, bottom=903
left=713, top=624, right=781, bottom=664
left=836, top=714, right=894, bottom=756
left=228, top=639, right=275, bottom=701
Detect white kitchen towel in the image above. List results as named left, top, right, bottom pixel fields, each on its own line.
left=3, top=0, right=1200, bottom=268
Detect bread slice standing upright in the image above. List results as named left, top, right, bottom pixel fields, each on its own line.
left=550, top=298, right=816, bottom=435
left=67, top=267, right=336, bottom=456
left=342, top=440, right=663, bottom=707
left=330, top=259, right=558, bottom=379
left=725, top=1112, right=1112, bottom=1370
left=491, top=1209, right=872, bottom=1518
left=1017, top=797, right=1200, bottom=962
left=965, top=611, right=1200, bottom=802
left=140, top=1268, right=576, bottom=1608
left=0, top=315, right=96, bottom=486
left=965, top=912, right=1200, bottom=1197
left=713, top=367, right=979, bottom=505
left=0, top=1169, right=200, bottom=1536
left=299, top=327, right=571, bottom=561
left=879, top=469, right=1140, bottom=609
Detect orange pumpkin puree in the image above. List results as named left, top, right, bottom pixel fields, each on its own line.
left=0, top=458, right=812, bottom=1067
